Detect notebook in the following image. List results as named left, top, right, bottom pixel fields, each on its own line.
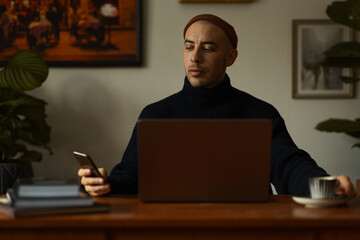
left=137, top=119, right=272, bottom=203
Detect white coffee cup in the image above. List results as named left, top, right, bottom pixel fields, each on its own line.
left=309, top=176, right=340, bottom=199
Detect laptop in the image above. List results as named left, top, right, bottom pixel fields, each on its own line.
left=137, top=119, right=272, bottom=203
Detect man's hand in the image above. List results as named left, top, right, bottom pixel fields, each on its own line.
left=78, top=168, right=111, bottom=196
left=335, top=175, right=357, bottom=199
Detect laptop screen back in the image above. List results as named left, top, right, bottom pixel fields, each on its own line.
left=137, top=119, right=272, bottom=203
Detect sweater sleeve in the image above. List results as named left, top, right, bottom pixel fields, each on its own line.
left=107, top=125, right=139, bottom=194
left=107, top=106, right=156, bottom=194
left=270, top=114, right=328, bottom=196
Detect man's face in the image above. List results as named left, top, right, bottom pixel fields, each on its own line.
left=183, top=21, right=237, bottom=89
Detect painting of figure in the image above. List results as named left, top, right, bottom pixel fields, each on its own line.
left=0, top=0, right=141, bottom=66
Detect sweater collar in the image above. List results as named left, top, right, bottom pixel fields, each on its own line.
left=181, top=74, right=232, bottom=105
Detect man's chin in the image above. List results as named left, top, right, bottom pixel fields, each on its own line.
left=188, top=77, right=207, bottom=88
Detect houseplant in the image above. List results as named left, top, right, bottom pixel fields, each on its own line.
left=0, top=49, right=52, bottom=194
left=315, top=0, right=360, bottom=149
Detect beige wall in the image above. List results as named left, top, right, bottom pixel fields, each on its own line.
left=31, top=0, right=360, bottom=186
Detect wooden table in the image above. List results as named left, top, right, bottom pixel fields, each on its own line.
left=1, top=195, right=360, bottom=240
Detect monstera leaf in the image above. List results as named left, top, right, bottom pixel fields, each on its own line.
left=324, top=41, right=360, bottom=59
left=0, top=92, right=51, bottom=162
left=323, top=0, right=360, bottom=83
left=321, top=41, right=360, bottom=83
left=326, top=0, right=360, bottom=30
left=316, top=0, right=360, bottom=151
left=339, top=76, right=360, bottom=83
left=315, top=118, right=360, bottom=148
left=0, top=50, right=51, bottom=162
left=0, top=134, right=17, bottom=157
left=0, top=50, right=48, bottom=91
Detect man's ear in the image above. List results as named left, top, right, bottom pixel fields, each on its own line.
left=226, top=49, right=238, bottom=67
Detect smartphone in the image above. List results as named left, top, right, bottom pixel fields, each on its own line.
left=73, top=151, right=103, bottom=178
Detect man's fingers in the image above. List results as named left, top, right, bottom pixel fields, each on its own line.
left=98, top=168, right=108, bottom=180
left=84, top=183, right=111, bottom=197
left=336, top=175, right=357, bottom=199
left=79, top=167, right=110, bottom=197
left=81, top=176, right=104, bottom=186
left=78, top=168, right=91, bottom=177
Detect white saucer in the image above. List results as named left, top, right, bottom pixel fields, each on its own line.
left=292, top=196, right=349, bottom=208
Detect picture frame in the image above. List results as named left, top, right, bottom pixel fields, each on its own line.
left=180, top=0, right=253, bottom=3
left=0, top=0, right=142, bottom=67
left=292, top=19, right=354, bottom=99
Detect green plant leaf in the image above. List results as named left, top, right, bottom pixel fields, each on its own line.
left=352, top=143, right=360, bottom=148
left=11, top=116, right=29, bottom=129
left=326, top=0, right=360, bottom=30
left=0, top=87, right=18, bottom=102
left=0, top=50, right=51, bottom=162
left=321, top=42, right=360, bottom=68
left=340, top=75, right=360, bottom=83
left=324, top=42, right=360, bottom=58
left=0, top=134, right=17, bottom=158
left=0, top=50, right=49, bottom=91
left=5, top=94, right=47, bottom=120
left=315, top=118, right=360, bottom=139
left=15, top=120, right=51, bottom=146
left=17, top=150, right=43, bottom=162
left=322, top=57, right=360, bottom=68
left=0, top=94, right=47, bottom=136
left=0, top=91, right=46, bottom=118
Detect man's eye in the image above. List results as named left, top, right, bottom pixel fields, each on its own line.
left=185, top=45, right=193, bottom=50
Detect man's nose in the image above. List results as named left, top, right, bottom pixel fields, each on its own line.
left=191, top=48, right=201, bottom=63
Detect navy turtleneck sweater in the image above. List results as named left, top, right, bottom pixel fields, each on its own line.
left=108, top=75, right=328, bottom=195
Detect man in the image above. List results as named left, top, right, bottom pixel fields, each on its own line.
left=79, top=14, right=356, bottom=198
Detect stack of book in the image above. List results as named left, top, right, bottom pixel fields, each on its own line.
left=0, top=178, right=109, bottom=218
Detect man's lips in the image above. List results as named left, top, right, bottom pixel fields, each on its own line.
left=189, top=68, right=204, bottom=77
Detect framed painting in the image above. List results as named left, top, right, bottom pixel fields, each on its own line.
left=0, top=0, right=142, bottom=66
left=180, top=0, right=253, bottom=2
left=292, top=19, right=354, bottom=99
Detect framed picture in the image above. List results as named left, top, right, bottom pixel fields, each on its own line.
left=0, top=0, right=142, bottom=67
left=292, top=19, right=354, bottom=99
left=180, top=0, right=253, bottom=2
